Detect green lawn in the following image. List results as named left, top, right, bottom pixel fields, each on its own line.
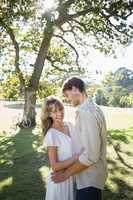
left=105, top=127, right=133, bottom=200
left=0, top=115, right=133, bottom=199
left=0, top=128, right=49, bottom=200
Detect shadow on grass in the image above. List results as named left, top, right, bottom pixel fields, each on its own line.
left=107, top=127, right=133, bottom=159
left=0, top=128, right=49, bottom=200
left=107, top=129, right=130, bottom=144
left=103, top=128, right=133, bottom=199
left=103, top=158, right=133, bottom=200
left=0, top=127, right=133, bottom=200
left=104, top=180, right=133, bottom=200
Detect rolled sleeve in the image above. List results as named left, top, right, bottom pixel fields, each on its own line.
left=78, top=110, right=101, bottom=166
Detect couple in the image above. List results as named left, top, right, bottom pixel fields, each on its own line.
left=41, top=77, right=108, bottom=200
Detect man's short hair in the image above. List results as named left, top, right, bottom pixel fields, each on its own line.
left=62, top=77, right=85, bottom=93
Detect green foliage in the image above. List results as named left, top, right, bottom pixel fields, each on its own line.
left=47, top=43, right=74, bottom=68
left=108, top=86, right=128, bottom=107
left=0, top=128, right=46, bottom=199
left=38, top=80, right=57, bottom=99
left=94, top=88, right=108, bottom=105
left=95, top=67, right=133, bottom=107
left=120, top=93, right=133, bottom=107
left=0, top=0, right=36, bottom=22
left=0, top=125, right=133, bottom=199
left=0, top=75, right=20, bottom=100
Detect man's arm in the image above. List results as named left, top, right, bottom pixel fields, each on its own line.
left=51, top=159, right=89, bottom=183
left=48, top=146, right=81, bottom=172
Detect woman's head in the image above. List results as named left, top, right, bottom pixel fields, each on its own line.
left=41, top=96, right=64, bottom=138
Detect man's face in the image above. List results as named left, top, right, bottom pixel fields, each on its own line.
left=64, top=87, right=80, bottom=106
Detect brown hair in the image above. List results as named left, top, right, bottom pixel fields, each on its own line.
left=41, top=96, right=64, bottom=139
left=62, top=77, right=85, bottom=93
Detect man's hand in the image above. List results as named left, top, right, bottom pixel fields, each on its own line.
left=51, top=170, right=69, bottom=183
left=51, top=160, right=89, bottom=183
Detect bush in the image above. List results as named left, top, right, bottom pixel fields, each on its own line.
left=94, top=89, right=108, bottom=105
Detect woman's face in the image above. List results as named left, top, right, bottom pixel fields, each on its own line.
left=50, top=105, right=64, bottom=123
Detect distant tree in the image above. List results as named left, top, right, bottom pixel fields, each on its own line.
left=86, top=83, right=100, bottom=97
left=94, top=88, right=108, bottom=106
left=120, top=92, right=133, bottom=107
left=95, top=67, right=133, bottom=107
left=114, top=67, right=133, bottom=91
left=108, top=85, right=128, bottom=107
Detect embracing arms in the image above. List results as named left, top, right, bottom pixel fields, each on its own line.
left=48, top=146, right=80, bottom=172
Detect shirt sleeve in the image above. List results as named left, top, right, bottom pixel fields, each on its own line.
left=42, top=130, right=59, bottom=149
left=78, top=110, right=101, bottom=166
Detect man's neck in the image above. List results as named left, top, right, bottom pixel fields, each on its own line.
left=79, top=93, right=88, bottom=105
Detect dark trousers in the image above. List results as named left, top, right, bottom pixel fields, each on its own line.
left=76, top=187, right=102, bottom=200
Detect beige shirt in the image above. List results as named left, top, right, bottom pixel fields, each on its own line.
left=73, top=98, right=108, bottom=190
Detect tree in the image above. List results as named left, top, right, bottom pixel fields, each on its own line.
left=95, top=67, right=133, bottom=107
left=108, top=85, right=129, bottom=107
left=114, top=67, right=133, bottom=91
left=120, top=92, right=133, bottom=107
left=0, top=0, right=133, bottom=127
left=94, top=88, right=108, bottom=105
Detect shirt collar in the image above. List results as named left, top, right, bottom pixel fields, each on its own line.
left=76, top=97, right=93, bottom=113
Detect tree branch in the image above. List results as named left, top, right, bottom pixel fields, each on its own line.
left=46, top=55, right=69, bottom=72
left=53, top=34, right=80, bottom=67
left=54, top=5, right=94, bottom=27
left=68, top=7, right=94, bottom=20
left=62, top=0, right=75, bottom=8
left=0, top=18, right=25, bottom=87
left=59, top=23, right=88, bottom=47
left=72, top=19, right=89, bottom=32
left=113, top=144, right=133, bottom=170
left=101, top=11, right=131, bottom=37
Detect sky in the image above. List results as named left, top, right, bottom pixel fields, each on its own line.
left=90, top=43, right=133, bottom=73
left=84, top=42, right=133, bottom=83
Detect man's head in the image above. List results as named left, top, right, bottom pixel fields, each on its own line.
left=62, top=77, right=87, bottom=106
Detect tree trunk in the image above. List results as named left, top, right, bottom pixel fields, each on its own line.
left=19, top=89, right=37, bottom=128
left=19, top=21, right=54, bottom=128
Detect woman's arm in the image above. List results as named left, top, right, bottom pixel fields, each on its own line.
left=47, top=146, right=79, bottom=172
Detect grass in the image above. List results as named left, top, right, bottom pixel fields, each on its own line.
left=0, top=128, right=49, bottom=200
left=0, top=127, right=133, bottom=200
left=0, top=105, right=133, bottom=199
left=104, top=127, right=133, bottom=200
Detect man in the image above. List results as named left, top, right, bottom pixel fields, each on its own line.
left=52, top=77, right=108, bottom=200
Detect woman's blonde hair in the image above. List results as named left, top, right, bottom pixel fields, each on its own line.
left=41, top=96, right=64, bottom=139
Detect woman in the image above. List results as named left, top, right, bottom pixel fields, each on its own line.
left=41, top=96, right=80, bottom=200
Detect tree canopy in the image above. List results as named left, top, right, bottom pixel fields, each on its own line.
left=0, top=0, right=133, bottom=126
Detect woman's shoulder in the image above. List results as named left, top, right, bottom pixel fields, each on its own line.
left=46, top=128, right=57, bottom=137
left=43, top=128, right=60, bottom=148
left=46, top=128, right=61, bottom=140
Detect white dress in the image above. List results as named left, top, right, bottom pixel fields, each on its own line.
left=43, top=123, right=75, bottom=200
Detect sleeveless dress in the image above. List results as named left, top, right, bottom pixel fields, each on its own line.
left=42, top=123, right=75, bottom=200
